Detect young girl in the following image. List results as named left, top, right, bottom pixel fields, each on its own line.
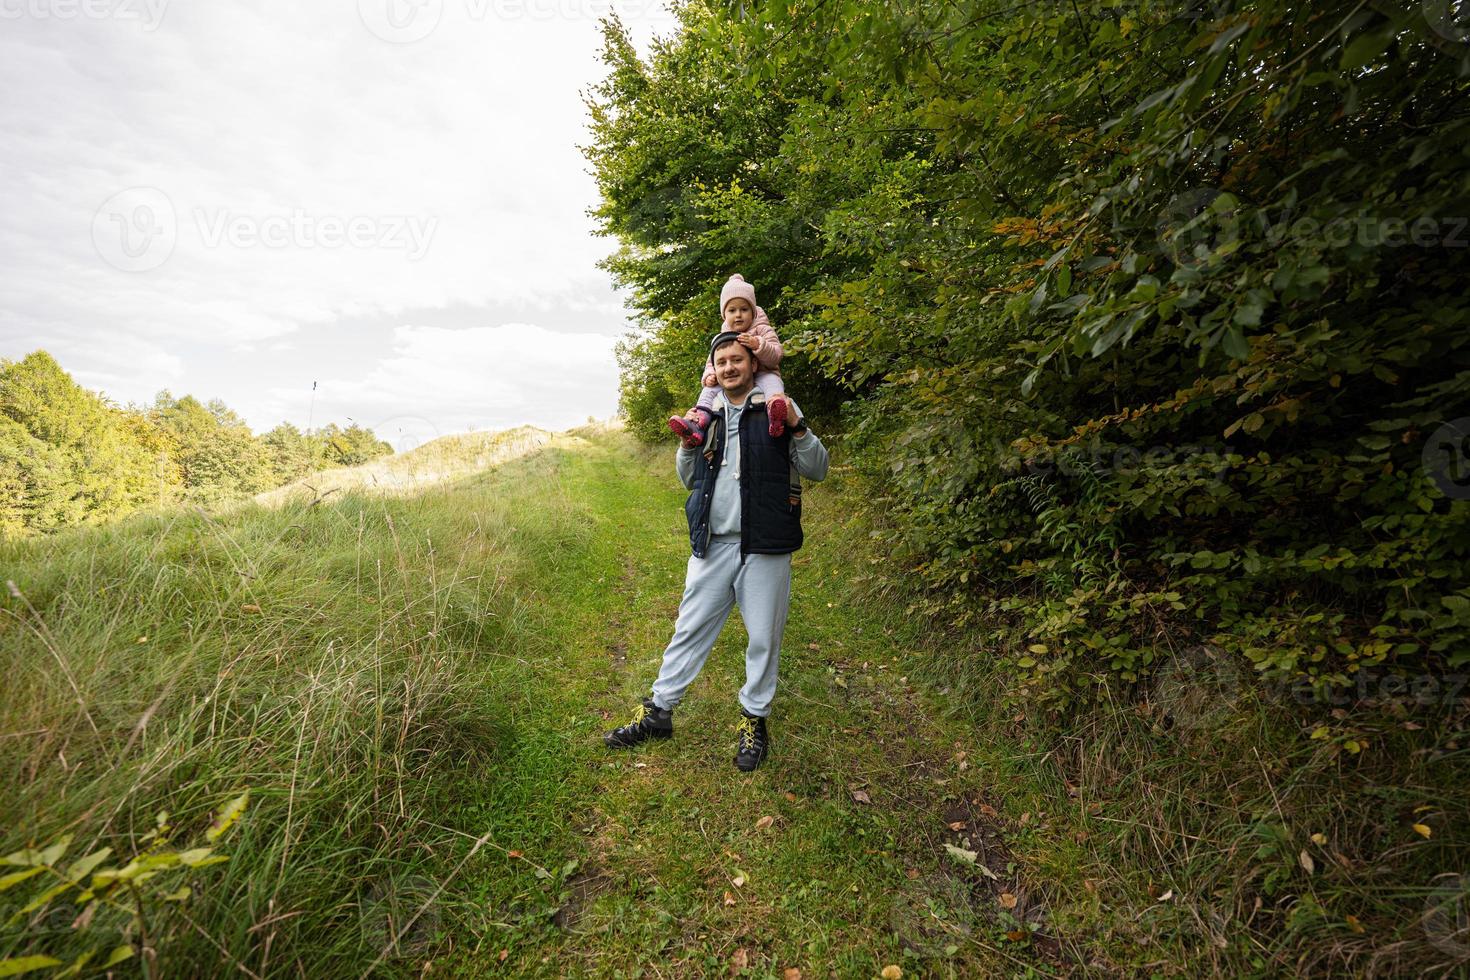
left=667, top=274, right=791, bottom=447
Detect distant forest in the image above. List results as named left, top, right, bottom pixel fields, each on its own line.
left=0, top=350, right=392, bottom=537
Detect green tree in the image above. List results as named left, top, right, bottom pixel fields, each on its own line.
left=0, top=350, right=155, bottom=534
left=585, top=0, right=1470, bottom=704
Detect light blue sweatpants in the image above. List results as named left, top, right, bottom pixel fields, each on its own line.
left=650, top=537, right=793, bottom=717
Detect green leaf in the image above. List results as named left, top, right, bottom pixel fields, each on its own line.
left=102, top=946, right=134, bottom=968
left=37, top=835, right=72, bottom=868
left=63, top=848, right=112, bottom=882
left=0, top=868, right=45, bottom=893
left=0, top=957, right=64, bottom=978
left=1340, top=29, right=1392, bottom=71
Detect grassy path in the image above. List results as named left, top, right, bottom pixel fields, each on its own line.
left=435, top=431, right=1068, bottom=978
left=1, top=427, right=1079, bottom=979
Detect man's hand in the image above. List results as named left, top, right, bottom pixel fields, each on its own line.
left=736, top=333, right=760, bottom=350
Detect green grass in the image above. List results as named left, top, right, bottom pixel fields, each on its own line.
left=3, top=426, right=1465, bottom=978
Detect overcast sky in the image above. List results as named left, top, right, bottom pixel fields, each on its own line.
left=0, top=0, right=675, bottom=450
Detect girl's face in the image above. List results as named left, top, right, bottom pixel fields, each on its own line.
left=723, top=298, right=754, bottom=331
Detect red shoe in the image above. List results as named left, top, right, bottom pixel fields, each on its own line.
left=668, top=415, right=705, bottom=448
left=767, top=396, right=787, bottom=438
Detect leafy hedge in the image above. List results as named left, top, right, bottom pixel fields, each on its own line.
left=586, top=0, right=1470, bottom=714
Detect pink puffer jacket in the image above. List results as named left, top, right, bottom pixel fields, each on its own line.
left=702, top=305, right=782, bottom=387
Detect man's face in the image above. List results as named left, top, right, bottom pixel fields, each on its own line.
left=712, top=340, right=756, bottom=396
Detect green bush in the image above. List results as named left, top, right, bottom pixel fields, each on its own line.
left=585, top=0, right=1470, bottom=711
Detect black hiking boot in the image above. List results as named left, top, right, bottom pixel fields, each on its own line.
left=604, top=697, right=673, bottom=749
left=734, top=710, right=769, bottom=772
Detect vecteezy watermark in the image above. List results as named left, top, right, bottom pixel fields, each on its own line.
left=360, top=874, right=440, bottom=958
left=92, top=188, right=437, bottom=271
left=890, top=871, right=977, bottom=958
left=1000, top=439, right=1233, bottom=487
left=1288, top=671, right=1470, bottom=710
left=1423, top=873, right=1470, bottom=959
left=1423, top=417, right=1470, bottom=501
left=1149, top=643, right=1243, bottom=735
left=364, top=415, right=442, bottom=453
left=0, top=0, right=168, bottom=30
left=194, top=209, right=437, bottom=260
left=357, top=0, right=667, bottom=42
left=1157, top=187, right=1243, bottom=271
left=1423, top=0, right=1470, bottom=45
left=92, top=186, right=178, bottom=272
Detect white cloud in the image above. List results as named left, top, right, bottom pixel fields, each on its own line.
left=0, top=0, right=675, bottom=437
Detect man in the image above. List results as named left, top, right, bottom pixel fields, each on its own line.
left=604, top=330, right=830, bottom=771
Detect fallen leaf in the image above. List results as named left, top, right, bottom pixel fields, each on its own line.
left=807, top=642, right=820, bottom=650
left=851, top=790, right=872, bottom=805
left=944, top=843, right=978, bottom=866
left=724, top=891, right=736, bottom=906
left=241, top=604, right=261, bottom=613
left=978, top=803, right=999, bottom=819
left=1412, top=823, right=1432, bottom=839
left=975, top=863, right=999, bottom=880
left=498, top=949, right=508, bottom=962
left=1310, top=832, right=1327, bottom=845
left=1346, top=914, right=1364, bottom=934
left=507, top=850, right=522, bottom=858
left=633, top=762, right=647, bottom=769
left=732, top=874, right=746, bottom=888
left=783, top=969, right=802, bottom=980
left=755, top=815, right=775, bottom=830
left=1299, top=850, right=1315, bottom=875
left=730, top=947, right=749, bottom=972
left=1019, top=812, right=1031, bottom=826
left=999, top=892, right=1018, bottom=909
left=784, top=792, right=798, bottom=802
left=948, top=821, right=967, bottom=831
left=905, top=868, right=920, bottom=880
left=880, top=967, right=902, bottom=980
left=1157, top=889, right=1174, bottom=902
left=1006, top=929, right=1025, bottom=941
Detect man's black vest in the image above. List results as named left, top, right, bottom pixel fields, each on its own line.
left=684, top=395, right=803, bottom=559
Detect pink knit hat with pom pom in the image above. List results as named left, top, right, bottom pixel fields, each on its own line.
left=719, top=274, right=757, bottom=315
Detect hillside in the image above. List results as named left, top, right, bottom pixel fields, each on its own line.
left=1, top=428, right=1463, bottom=978
left=253, top=424, right=563, bottom=506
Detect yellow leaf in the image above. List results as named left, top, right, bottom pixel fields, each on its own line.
left=1412, top=823, right=1432, bottom=839
left=207, top=790, right=250, bottom=842
left=881, top=967, right=903, bottom=980
left=1310, top=833, right=1327, bottom=845
left=999, top=892, right=1018, bottom=909
left=1346, top=915, right=1364, bottom=934
left=0, top=956, right=64, bottom=976
left=754, top=816, right=774, bottom=830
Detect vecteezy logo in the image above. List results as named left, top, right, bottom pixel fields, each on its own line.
left=366, top=415, right=442, bottom=453
left=1423, top=872, right=1470, bottom=958
left=1423, top=417, right=1470, bottom=500
left=1423, top=0, right=1470, bottom=44
left=1157, top=187, right=1242, bottom=271
left=360, top=874, right=440, bottom=958
left=358, top=0, right=443, bottom=43
left=92, top=187, right=177, bottom=272
left=1150, top=643, right=1243, bottom=736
